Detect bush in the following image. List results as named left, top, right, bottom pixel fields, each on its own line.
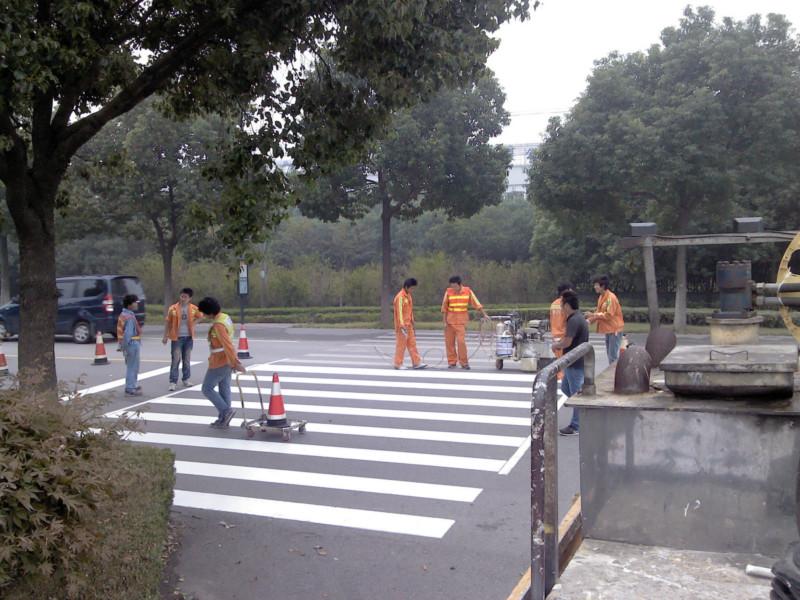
left=0, top=386, right=174, bottom=599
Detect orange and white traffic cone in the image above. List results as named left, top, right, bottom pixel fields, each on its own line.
left=237, top=325, right=251, bottom=359
left=92, top=331, right=109, bottom=366
left=266, top=372, right=287, bottom=427
left=0, top=342, right=9, bottom=377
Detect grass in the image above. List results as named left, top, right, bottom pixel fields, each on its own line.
left=5, top=444, right=175, bottom=600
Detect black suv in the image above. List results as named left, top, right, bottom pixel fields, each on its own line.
left=0, top=275, right=147, bottom=343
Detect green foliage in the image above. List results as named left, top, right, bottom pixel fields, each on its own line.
left=0, top=384, right=173, bottom=598
left=527, top=7, right=800, bottom=288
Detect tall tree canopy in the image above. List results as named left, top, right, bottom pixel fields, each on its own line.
left=298, top=74, right=512, bottom=325
left=528, top=6, right=800, bottom=327
left=0, top=0, right=530, bottom=389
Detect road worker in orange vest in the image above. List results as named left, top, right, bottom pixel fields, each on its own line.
left=393, top=278, right=427, bottom=370
left=162, top=287, right=203, bottom=391
left=585, top=274, right=625, bottom=363
left=549, top=282, right=574, bottom=377
left=441, top=275, right=488, bottom=370
left=197, top=296, right=246, bottom=428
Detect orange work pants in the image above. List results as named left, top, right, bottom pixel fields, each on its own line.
left=394, top=328, right=422, bottom=368
left=445, top=322, right=469, bottom=366
left=553, top=347, right=564, bottom=380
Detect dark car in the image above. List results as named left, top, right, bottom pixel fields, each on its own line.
left=0, top=275, right=147, bottom=343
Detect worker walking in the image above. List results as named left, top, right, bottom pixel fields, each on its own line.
left=162, top=287, right=202, bottom=391
left=441, top=275, right=489, bottom=370
left=586, top=275, right=625, bottom=364
left=393, top=278, right=427, bottom=370
left=117, top=294, right=142, bottom=396
left=197, top=297, right=246, bottom=428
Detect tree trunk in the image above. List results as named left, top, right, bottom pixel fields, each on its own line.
left=379, top=172, right=392, bottom=329
left=0, top=234, right=10, bottom=305
left=161, top=244, right=174, bottom=310
left=5, top=176, right=59, bottom=392
left=674, top=246, right=688, bottom=333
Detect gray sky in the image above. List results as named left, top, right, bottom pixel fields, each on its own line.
left=488, top=1, right=800, bottom=145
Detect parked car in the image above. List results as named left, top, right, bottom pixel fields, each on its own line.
left=0, top=275, right=147, bottom=343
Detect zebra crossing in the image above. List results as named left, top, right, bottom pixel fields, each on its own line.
left=107, top=331, right=605, bottom=540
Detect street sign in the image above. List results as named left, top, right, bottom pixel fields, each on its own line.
left=238, top=261, right=249, bottom=296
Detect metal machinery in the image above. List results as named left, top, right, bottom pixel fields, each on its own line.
left=491, top=312, right=554, bottom=371
left=522, top=231, right=800, bottom=600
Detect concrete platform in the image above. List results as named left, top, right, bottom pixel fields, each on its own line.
left=548, top=539, right=772, bottom=600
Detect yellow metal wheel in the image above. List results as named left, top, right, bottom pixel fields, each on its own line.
left=776, top=232, right=800, bottom=343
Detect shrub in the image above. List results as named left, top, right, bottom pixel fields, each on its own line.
left=0, top=385, right=174, bottom=599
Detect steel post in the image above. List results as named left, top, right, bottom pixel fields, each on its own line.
left=530, top=342, right=595, bottom=600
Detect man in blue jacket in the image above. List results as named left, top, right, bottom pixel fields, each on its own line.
left=117, top=294, right=142, bottom=396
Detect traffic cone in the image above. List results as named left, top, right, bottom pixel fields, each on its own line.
left=92, top=331, right=109, bottom=366
left=0, top=342, right=9, bottom=377
left=266, top=372, right=287, bottom=427
left=237, top=325, right=251, bottom=359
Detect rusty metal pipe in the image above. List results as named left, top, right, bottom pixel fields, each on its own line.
left=755, top=282, right=800, bottom=295
left=531, top=342, right=595, bottom=600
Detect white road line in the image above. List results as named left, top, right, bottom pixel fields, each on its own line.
left=123, top=430, right=506, bottom=471
left=132, top=397, right=529, bottom=426
left=306, top=353, right=432, bottom=360
left=498, top=436, right=531, bottom=475
left=248, top=363, right=536, bottom=383
left=124, top=411, right=524, bottom=446
left=239, top=375, right=532, bottom=395
left=281, top=359, right=394, bottom=366
left=234, top=386, right=529, bottom=409
left=173, top=489, right=454, bottom=538
left=67, top=361, right=203, bottom=398
left=175, top=460, right=481, bottom=502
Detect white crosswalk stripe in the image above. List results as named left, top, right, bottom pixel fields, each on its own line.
left=110, top=338, right=574, bottom=539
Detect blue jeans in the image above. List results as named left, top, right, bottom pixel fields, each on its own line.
left=562, top=364, right=585, bottom=431
left=605, top=332, right=623, bottom=364
left=170, top=337, right=194, bottom=383
left=124, top=341, right=141, bottom=393
left=202, top=365, right=233, bottom=419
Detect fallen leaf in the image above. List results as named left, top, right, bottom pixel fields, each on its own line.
left=219, top=521, right=236, bottom=529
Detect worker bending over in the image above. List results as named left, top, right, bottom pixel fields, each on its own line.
left=441, top=275, right=488, bottom=370
left=393, top=278, right=427, bottom=370
left=550, top=282, right=573, bottom=379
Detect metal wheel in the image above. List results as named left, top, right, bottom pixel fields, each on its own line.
left=282, top=429, right=291, bottom=442
left=299, top=423, right=307, bottom=434
left=72, top=321, right=92, bottom=344
left=246, top=428, right=255, bottom=439
left=495, top=359, right=504, bottom=370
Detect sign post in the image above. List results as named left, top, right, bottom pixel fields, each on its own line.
left=238, top=260, right=249, bottom=326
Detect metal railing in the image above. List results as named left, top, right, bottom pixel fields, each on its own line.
left=530, top=342, right=595, bottom=600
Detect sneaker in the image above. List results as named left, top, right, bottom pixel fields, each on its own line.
left=168, top=383, right=177, bottom=391
left=447, top=364, right=458, bottom=369
left=393, top=365, right=402, bottom=370
left=460, top=364, right=471, bottom=370
left=221, top=409, right=237, bottom=427
left=182, top=380, right=192, bottom=388
left=209, top=419, right=225, bottom=428
left=559, top=425, right=579, bottom=436
left=125, top=389, right=142, bottom=396
left=412, top=363, right=428, bottom=370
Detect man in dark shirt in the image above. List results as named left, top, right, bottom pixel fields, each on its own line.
left=551, top=291, right=589, bottom=436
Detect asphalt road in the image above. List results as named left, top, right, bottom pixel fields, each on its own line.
left=3, top=324, right=610, bottom=599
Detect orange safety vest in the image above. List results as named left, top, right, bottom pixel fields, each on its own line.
left=164, top=302, right=202, bottom=341
left=207, top=312, right=237, bottom=369
left=393, top=288, right=414, bottom=329
left=117, top=311, right=141, bottom=340
left=592, top=290, right=625, bottom=334
left=441, top=286, right=482, bottom=324
left=549, top=297, right=567, bottom=338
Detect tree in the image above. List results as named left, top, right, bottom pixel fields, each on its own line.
left=0, top=0, right=530, bottom=389
left=528, top=7, right=800, bottom=331
left=298, top=75, right=513, bottom=326
left=81, top=99, right=237, bottom=308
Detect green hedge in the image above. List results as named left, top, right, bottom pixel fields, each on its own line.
left=1, top=388, right=175, bottom=600
left=148, top=303, right=786, bottom=329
